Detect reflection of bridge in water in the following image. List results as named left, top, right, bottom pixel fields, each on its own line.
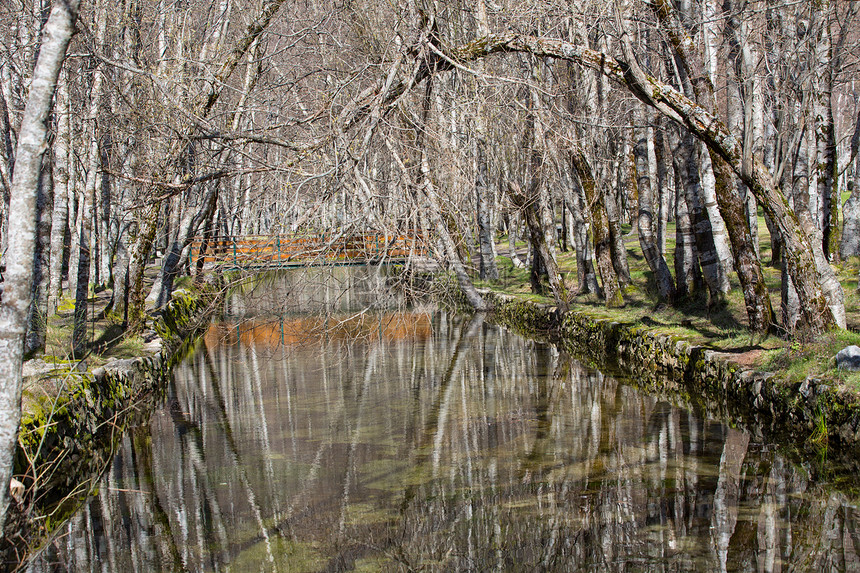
left=189, top=232, right=429, bottom=270
left=206, top=312, right=434, bottom=349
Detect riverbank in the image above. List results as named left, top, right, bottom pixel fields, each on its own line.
left=432, top=266, right=860, bottom=463
left=3, top=283, right=221, bottom=563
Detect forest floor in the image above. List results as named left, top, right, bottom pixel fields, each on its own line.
left=479, top=215, right=860, bottom=390
left=29, top=264, right=188, bottom=376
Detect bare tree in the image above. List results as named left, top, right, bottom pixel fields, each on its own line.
left=0, top=0, right=81, bottom=536
left=632, top=108, right=675, bottom=302
left=443, top=27, right=843, bottom=332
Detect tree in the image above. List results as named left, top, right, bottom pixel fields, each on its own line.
left=125, top=0, right=289, bottom=327
left=72, top=0, right=107, bottom=356
left=647, top=0, right=773, bottom=333
left=0, top=0, right=81, bottom=535
left=632, top=108, right=675, bottom=302
left=472, top=0, right=498, bottom=282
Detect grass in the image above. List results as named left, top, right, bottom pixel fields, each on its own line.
left=485, top=215, right=860, bottom=385
left=762, top=328, right=860, bottom=387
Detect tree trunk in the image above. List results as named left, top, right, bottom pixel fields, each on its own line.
left=564, top=178, right=599, bottom=296
left=446, top=30, right=845, bottom=331
left=841, top=171, right=860, bottom=259
left=194, top=207, right=215, bottom=284
left=475, top=134, right=498, bottom=280
left=472, top=0, right=497, bottom=282
left=385, top=73, right=485, bottom=311
left=98, top=137, right=112, bottom=286
left=528, top=240, right=546, bottom=296
left=782, top=123, right=844, bottom=333
left=151, top=184, right=218, bottom=308
left=0, top=0, right=80, bottom=535
left=676, top=130, right=724, bottom=304
left=570, top=149, right=622, bottom=307
left=66, top=139, right=81, bottom=299
left=698, top=145, right=733, bottom=291
left=781, top=258, right=801, bottom=333
left=765, top=213, right=781, bottom=266
left=560, top=198, right=569, bottom=252
left=72, top=2, right=107, bottom=355
left=108, top=133, right=135, bottom=322
left=812, top=8, right=838, bottom=262
left=506, top=180, right=568, bottom=311
left=633, top=111, right=675, bottom=302
left=673, top=153, right=702, bottom=297
left=728, top=0, right=763, bottom=261
left=604, top=178, right=631, bottom=287
left=0, top=87, right=13, bottom=242
left=71, top=207, right=92, bottom=355
left=423, top=165, right=486, bottom=310
left=647, top=0, right=843, bottom=330
left=523, top=143, right=548, bottom=296
left=710, top=150, right=773, bottom=333
left=111, top=223, right=131, bottom=323
left=109, top=190, right=133, bottom=323
left=506, top=212, right=526, bottom=268
left=653, top=123, right=672, bottom=256
left=126, top=205, right=158, bottom=333
left=47, top=68, right=70, bottom=315
left=517, top=56, right=568, bottom=306
left=24, top=158, right=52, bottom=356
left=598, top=86, right=630, bottom=288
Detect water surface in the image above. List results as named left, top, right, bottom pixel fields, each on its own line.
left=27, top=270, right=860, bottom=572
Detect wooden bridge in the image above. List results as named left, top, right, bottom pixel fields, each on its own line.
left=188, top=232, right=429, bottom=270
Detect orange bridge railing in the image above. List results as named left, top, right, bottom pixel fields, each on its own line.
left=188, top=233, right=429, bottom=270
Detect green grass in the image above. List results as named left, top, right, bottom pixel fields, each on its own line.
left=762, top=329, right=860, bottom=385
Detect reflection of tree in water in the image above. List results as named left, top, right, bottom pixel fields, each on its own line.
left=27, top=311, right=860, bottom=572
left=224, top=266, right=406, bottom=318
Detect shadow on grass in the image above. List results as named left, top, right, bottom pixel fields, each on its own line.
left=90, top=323, right=126, bottom=355
left=674, top=294, right=744, bottom=331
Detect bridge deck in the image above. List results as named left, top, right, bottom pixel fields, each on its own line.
left=189, top=233, right=429, bottom=270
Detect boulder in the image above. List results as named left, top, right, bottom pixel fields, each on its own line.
left=836, top=345, right=860, bottom=371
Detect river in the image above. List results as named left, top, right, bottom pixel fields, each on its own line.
left=23, top=268, right=860, bottom=571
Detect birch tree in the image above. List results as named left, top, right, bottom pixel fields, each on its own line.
left=0, top=0, right=81, bottom=535
left=126, top=0, right=289, bottom=325
left=472, top=0, right=498, bottom=281
left=72, top=0, right=107, bottom=355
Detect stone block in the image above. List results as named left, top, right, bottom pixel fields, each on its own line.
left=836, top=345, right=860, bottom=371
